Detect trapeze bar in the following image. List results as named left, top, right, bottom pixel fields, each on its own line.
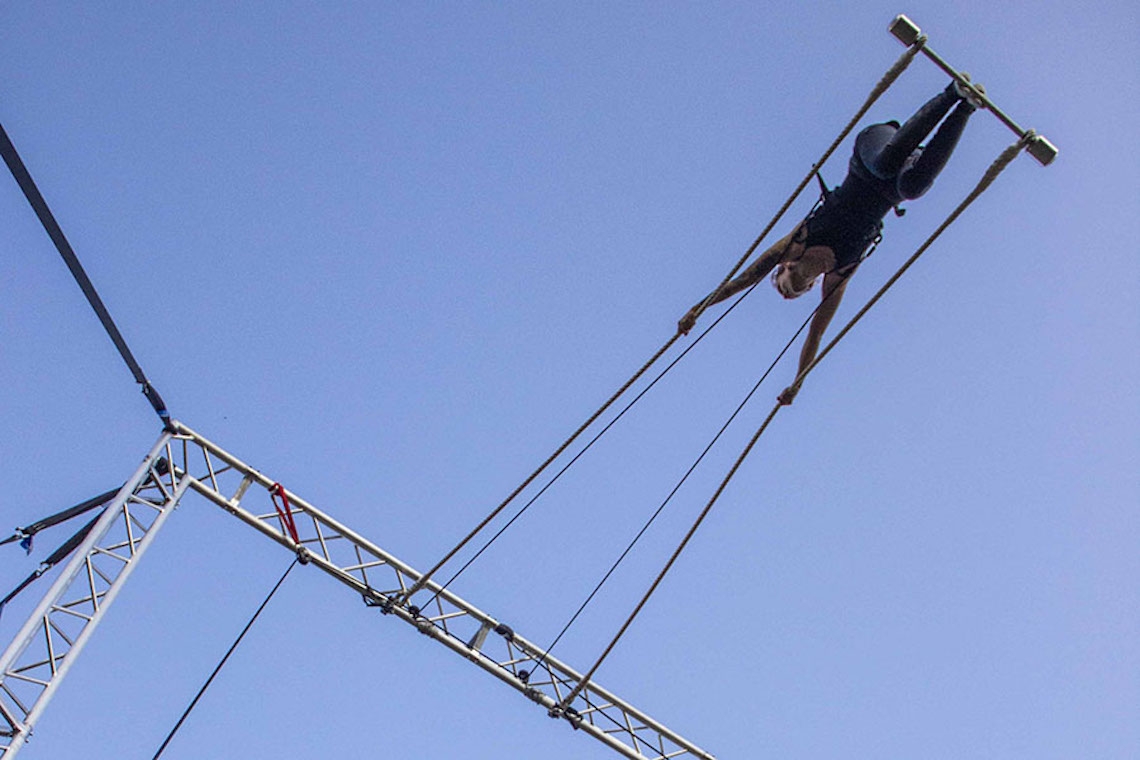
left=888, top=14, right=1058, bottom=166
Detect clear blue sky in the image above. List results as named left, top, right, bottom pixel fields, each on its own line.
left=2, top=3, right=1136, bottom=759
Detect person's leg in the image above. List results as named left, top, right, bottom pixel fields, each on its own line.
left=897, top=100, right=975, bottom=199
left=869, top=86, right=960, bottom=178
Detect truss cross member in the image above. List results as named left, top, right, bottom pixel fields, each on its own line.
left=0, top=423, right=716, bottom=760
left=0, top=435, right=182, bottom=757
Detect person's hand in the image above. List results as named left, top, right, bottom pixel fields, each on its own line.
left=677, top=307, right=699, bottom=336
left=777, top=384, right=800, bottom=406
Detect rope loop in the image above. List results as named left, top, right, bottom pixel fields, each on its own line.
left=269, top=483, right=301, bottom=546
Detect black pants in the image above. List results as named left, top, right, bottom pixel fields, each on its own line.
left=867, top=86, right=974, bottom=199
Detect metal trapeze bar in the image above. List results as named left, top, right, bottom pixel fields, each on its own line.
left=888, top=14, right=1058, bottom=166
left=165, top=420, right=715, bottom=760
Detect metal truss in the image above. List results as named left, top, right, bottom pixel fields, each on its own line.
left=0, top=434, right=183, bottom=757
left=0, top=422, right=715, bottom=760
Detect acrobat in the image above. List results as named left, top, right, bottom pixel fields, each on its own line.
left=678, top=78, right=986, bottom=405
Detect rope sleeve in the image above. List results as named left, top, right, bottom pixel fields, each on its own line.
left=0, top=486, right=120, bottom=553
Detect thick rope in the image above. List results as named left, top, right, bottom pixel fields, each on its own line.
left=530, top=271, right=853, bottom=674
left=415, top=226, right=812, bottom=610
left=788, top=135, right=1030, bottom=393
left=415, top=276, right=782, bottom=612
left=402, top=40, right=926, bottom=605
left=399, top=333, right=680, bottom=602
left=687, top=35, right=927, bottom=327
left=555, top=134, right=1030, bottom=713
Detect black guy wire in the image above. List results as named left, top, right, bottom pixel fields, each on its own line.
left=0, top=121, right=171, bottom=429
left=413, top=284, right=759, bottom=614
left=151, top=558, right=298, bottom=760
left=530, top=270, right=852, bottom=672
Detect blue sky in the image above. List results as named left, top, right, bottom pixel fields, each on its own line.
left=1, top=2, right=1137, bottom=759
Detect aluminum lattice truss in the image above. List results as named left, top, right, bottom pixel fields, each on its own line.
left=0, top=423, right=715, bottom=760
left=0, top=436, right=186, bottom=757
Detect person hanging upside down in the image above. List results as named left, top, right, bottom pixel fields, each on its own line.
left=677, top=78, right=986, bottom=405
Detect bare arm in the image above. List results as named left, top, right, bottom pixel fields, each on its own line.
left=778, top=271, right=848, bottom=405
left=677, top=228, right=801, bottom=335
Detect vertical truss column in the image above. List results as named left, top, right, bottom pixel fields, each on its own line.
left=0, top=434, right=185, bottom=758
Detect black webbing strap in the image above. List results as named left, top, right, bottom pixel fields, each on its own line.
left=0, top=121, right=171, bottom=429
left=0, top=486, right=119, bottom=554
left=1, top=458, right=167, bottom=554
left=0, top=511, right=103, bottom=619
left=814, top=169, right=830, bottom=197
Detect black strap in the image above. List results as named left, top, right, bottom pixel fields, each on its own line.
left=1, top=486, right=120, bottom=553
left=0, top=121, right=172, bottom=429
left=814, top=169, right=830, bottom=198
left=0, top=512, right=103, bottom=619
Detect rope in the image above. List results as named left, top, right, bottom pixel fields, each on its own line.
left=530, top=271, right=852, bottom=673
left=555, top=134, right=1031, bottom=713
left=398, top=333, right=680, bottom=603
left=685, top=34, right=927, bottom=328
left=402, top=40, right=926, bottom=605
left=788, top=134, right=1031, bottom=393
left=0, top=121, right=172, bottom=429
left=413, top=284, right=764, bottom=613
left=150, top=558, right=298, bottom=760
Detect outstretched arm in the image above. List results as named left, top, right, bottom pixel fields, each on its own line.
left=778, top=271, right=848, bottom=405
left=677, top=227, right=801, bottom=335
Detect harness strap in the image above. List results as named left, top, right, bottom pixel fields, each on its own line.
left=814, top=170, right=830, bottom=198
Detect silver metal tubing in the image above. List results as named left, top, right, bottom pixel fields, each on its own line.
left=0, top=434, right=181, bottom=758
left=888, top=14, right=1057, bottom=166
left=168, top=421, right=716, bottom=760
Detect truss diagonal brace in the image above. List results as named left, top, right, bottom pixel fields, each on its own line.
left=0, top=434, right=184, bottom=758
left=1, top=424, right=715, bottom=760
left=165, top=421, right=714, bottom=760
